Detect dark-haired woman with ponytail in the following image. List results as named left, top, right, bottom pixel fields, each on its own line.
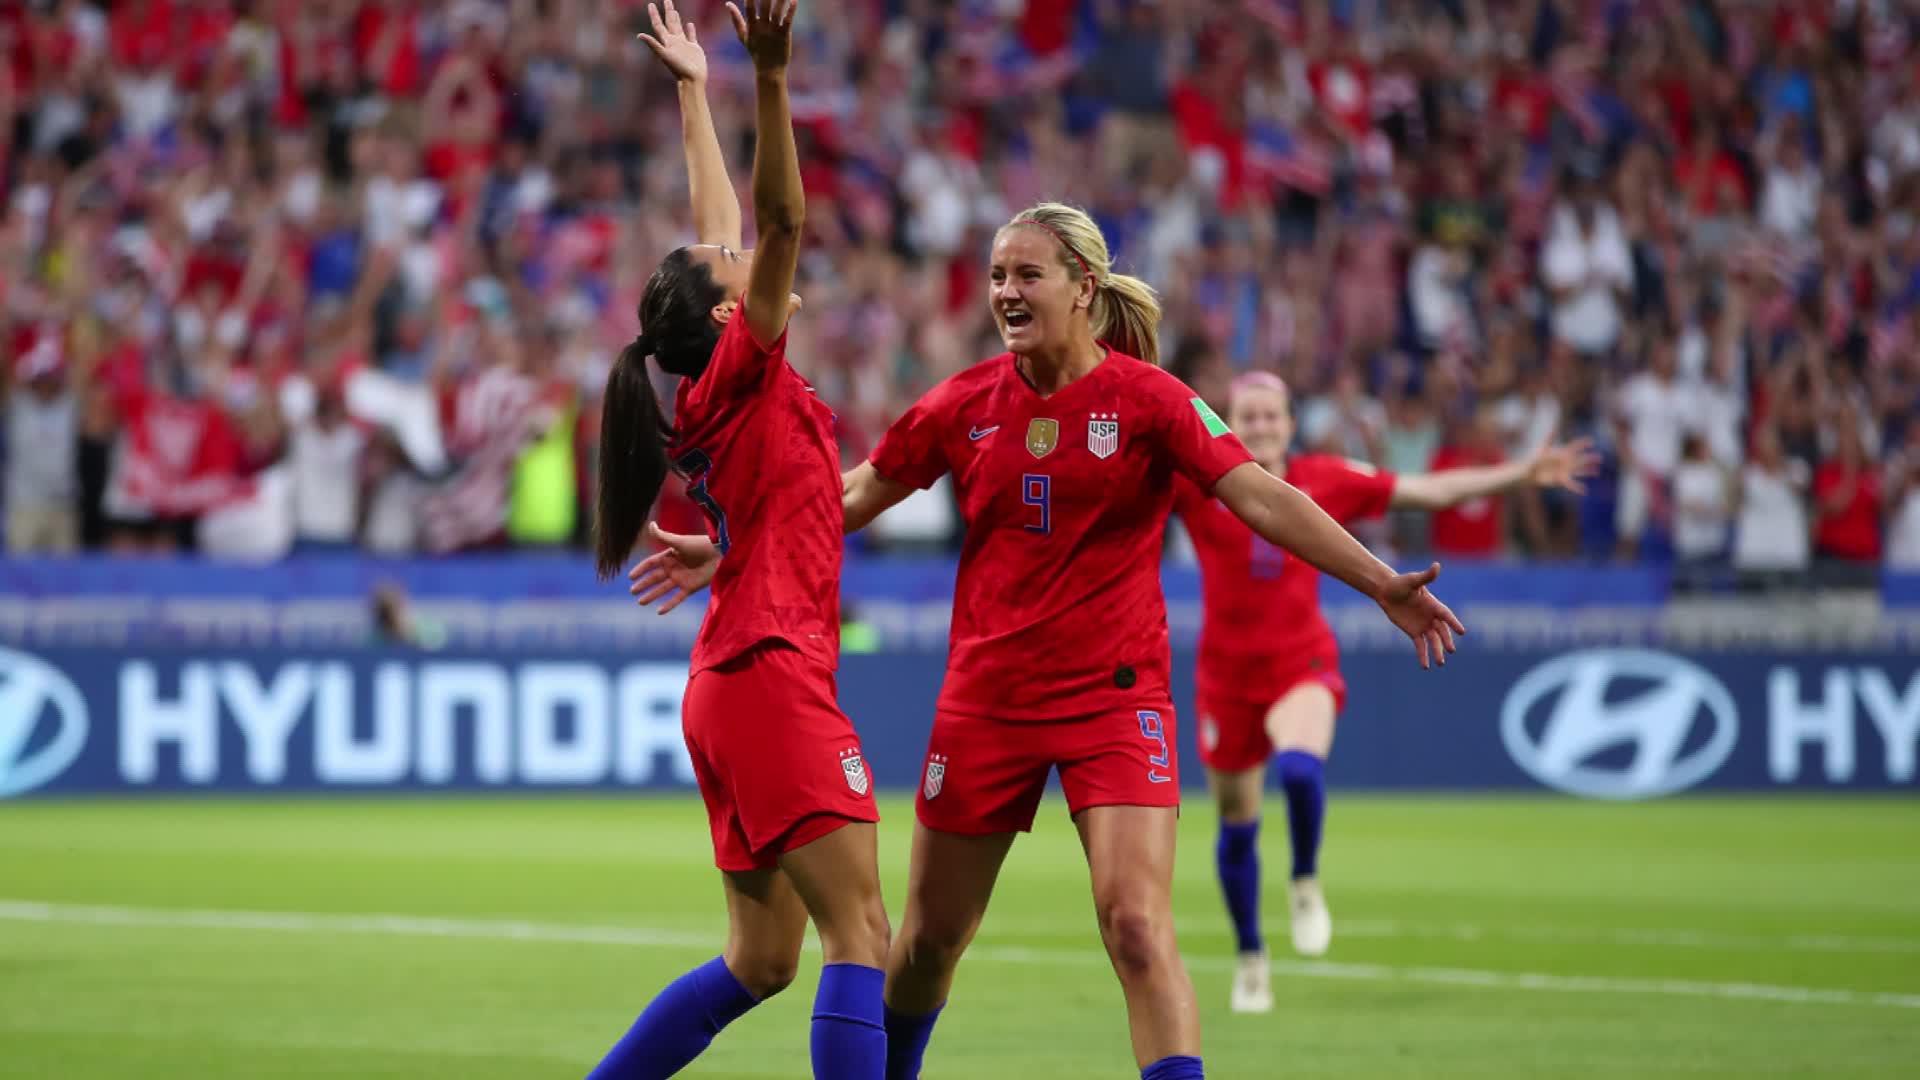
left=584, top=4, right=889, bottom=1078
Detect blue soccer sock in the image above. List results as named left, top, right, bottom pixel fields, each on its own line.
left=1215, top=819, right=1263, bottom=954
left=1142, top=1054, right=1206, bottom=1079
left=587, top=955, right=759, bottom=1079
left=1274, top=750, right=1327, bottom=880
left=883, top=1003, right=942, bottom=1080
left=812, top=963, right=886, bottom=1080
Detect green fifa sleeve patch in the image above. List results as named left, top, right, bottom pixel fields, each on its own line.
left=1190, top=397, right=1230, bottom=437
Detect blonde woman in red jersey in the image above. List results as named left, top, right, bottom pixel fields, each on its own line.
left=632, top=203, right=1465, bottom=1080
left=587, top=5, right=890, bottom=1077
left=1176, top=372, right=1594, bottom=1013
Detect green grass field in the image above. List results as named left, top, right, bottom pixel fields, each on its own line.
left=2, top=796, right=1916, bottom=1079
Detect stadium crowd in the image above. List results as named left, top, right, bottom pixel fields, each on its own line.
left=4, top=0, right=1920, bottom=575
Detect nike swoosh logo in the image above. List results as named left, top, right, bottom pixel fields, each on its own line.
left=968, top=425, right=1000, bottom=441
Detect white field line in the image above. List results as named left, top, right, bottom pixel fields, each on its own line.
left=980, top=916, right=1920, bottom=957
left=4, top=899, right=1918, bottom=1012
left=1325, top=919, right=1920, bottom=956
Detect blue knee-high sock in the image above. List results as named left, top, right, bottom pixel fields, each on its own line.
left=588, top=955, right=758, bottom=1079
left=1215, top=819, right=1263, bottom=954
left=813, top=963, right=886, bottom=1079
left=883, top=1004, right=941, bottom=1080
left=1142, top=1055, right=1205, bottom=1080
left=1274, top=750, right=1327, bottom=880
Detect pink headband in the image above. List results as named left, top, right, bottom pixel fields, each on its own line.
left=1229, top=371, right=1288, bottom=402
left=1014, top=218, right=1093, bottom=280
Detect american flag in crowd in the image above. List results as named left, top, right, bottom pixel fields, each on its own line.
left=1245, top=123, right=1333, bottom=197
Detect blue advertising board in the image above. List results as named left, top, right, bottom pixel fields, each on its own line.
left=1, top=643, right=1914, bottom=799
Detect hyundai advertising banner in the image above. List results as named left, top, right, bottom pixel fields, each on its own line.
left=0, top=644, right=1915, bottom=799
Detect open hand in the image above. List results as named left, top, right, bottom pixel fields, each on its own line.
left=627, top=522, right=720, bottom=614
left=1375, top=562, right=1466, bottom=670
left=727, top=0, right=796, bottom=73
left=1527, top=427, right=1601, bottom=495
left=638, top=1, right=707, bottom=83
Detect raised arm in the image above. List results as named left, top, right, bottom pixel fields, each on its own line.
left=732, top=0, right=803, bottom=348
left=1390, top=433, right=1596, bottom=511
left=1214, top=462, right=1465, bottom=668
left=639, top=1, right=743, bottom=249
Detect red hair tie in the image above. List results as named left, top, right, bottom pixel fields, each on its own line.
left=1016, top=218, right=1093, bottom=281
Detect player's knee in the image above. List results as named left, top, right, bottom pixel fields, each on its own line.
left=825, top=893, right=893, bottom=968
left=1094, top=897, right=1169, bottom=981
left=725, top=947, right=801, bottom=999
left=1217, top=782, right=1261, bottom=822
left=899, top=910, right=973, bottom=973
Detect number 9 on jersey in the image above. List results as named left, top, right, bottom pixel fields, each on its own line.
left=1022, top=474, right=1051, bottom=536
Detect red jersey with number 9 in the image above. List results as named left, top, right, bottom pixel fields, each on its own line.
left=671, top=312, right=842, bottom=676
left=871, top=350, right=1252, bottom=720
left=1173, top=453, right=1397, bottom=707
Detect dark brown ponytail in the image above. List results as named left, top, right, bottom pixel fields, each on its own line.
left=592, top=335, right=676, bottom=579
left=593, top=246, right=728, bottom=579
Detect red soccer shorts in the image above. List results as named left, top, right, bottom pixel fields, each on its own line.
left=682, top=640, right=880, bottom=872
left=1194, top=657, right=1347, bottom=773
left=915, top=703, right=1182, bottom=835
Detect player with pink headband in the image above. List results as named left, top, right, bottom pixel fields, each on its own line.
left=632, top=202, right=1469, bottom=1079
left=1176, top=370, right=1596, bottom=1014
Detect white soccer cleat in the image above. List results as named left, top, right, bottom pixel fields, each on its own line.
left=1230, top=949, right=1273, bottom=1014
left=1289, top=877, right=1332, bottom=957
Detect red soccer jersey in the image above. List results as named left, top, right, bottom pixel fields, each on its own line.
left=871, top=350, right=1252, bottom=720
left=672, top=312, right=843, bottom=676
left=1174, top=454, right=1396, bottom=707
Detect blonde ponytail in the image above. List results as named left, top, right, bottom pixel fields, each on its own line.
left=1002, top=202, right=1164, bottom=365
left=1091, top=272, right=1162, bottom=367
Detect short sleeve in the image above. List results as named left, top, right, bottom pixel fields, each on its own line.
left=1301, top=455, right=1398, bottom=524
left=686, top=308, right=785, bottom=410
left=1148, top=370, right=1253, bottom=491
left=870, top=388, right=953, bottom=490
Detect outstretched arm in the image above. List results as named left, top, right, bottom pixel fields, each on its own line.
left=1214, top=462, right=1465, bottom=668
left=732, top=0, right=803, bottom=348
left=843, top=461, right=914, bottom=534
left=1390, top=433, right=1597, bottom=511
left=639, top=1, right=743, bottom=248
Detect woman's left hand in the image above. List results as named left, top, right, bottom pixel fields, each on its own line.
left=728, top=0, right=797, bottom=73
left=1374, top=563, right=1467, bottom=670
left=627, top=522, right=720, bottom=614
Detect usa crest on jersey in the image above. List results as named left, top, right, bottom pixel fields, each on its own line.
left=1087, top=412, right=1120, bottom=459
left=922, top=753, right=948, bottom=800
left=839, top=748, right=871, bottom=796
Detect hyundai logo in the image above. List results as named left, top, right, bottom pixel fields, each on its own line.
left=0, top=647, right=89, bottom=797
left=1500, top=649, right=1738, bottom=800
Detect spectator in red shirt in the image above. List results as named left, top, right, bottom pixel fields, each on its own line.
left=1813, top=414, right=1884, bottom=563
left=1674, top=120, right=1751, bottom=217
left=1428, top=408, right=1509, bottom=559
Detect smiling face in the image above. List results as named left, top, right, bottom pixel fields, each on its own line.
left=988, top=226, right=1093, bottom=356
left=1229, top=382, right=1294, bottom=472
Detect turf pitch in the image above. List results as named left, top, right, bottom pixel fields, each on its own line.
left=2, top=795, right=1916, bottom=1078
